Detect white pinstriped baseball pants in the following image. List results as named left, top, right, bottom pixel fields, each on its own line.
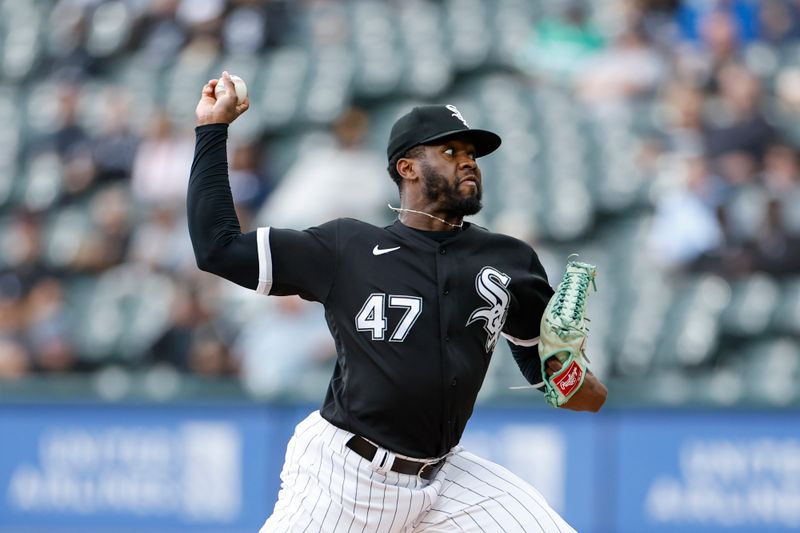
left=260, top=411, right=576, bottom=533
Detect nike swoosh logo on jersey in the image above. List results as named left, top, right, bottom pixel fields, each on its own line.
left=372, top=245, right=401, bottom=256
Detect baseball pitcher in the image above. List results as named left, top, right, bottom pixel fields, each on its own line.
left=189, top=72, right=608, bottom=532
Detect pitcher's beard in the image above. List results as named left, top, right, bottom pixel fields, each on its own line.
left=421, top=162, right=482, bottom=218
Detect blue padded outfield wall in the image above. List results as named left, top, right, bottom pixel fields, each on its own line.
left=0, top=404, right=798, bottom=533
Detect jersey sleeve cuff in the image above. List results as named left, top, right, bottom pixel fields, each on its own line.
left=256, top=227, right=273, bottom=295
left=195, top=123, right=229, bottom=134
left=502, top=332, right=540, bottom=347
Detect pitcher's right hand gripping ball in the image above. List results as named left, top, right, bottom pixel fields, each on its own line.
left=539, top=260, right=597, bottom=407
left=195, top=71, right=249, bottom=126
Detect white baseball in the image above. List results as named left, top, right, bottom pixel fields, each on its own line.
left=215, top=74, right=248, bottom=104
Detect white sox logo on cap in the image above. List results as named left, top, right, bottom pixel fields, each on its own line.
left=466, top=266, right=511, bottom=352
left=386, top=105, right=500, bottom=161
left=445, top=104, right=469, bottom=127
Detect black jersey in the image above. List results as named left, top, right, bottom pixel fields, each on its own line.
left=261, top=219, right=553, bottom=457
left=188, top=124, right=554, bottom=458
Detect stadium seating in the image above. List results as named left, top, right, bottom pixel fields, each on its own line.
left=0, top=0, right=797, bottom=406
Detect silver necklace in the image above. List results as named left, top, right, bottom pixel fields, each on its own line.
left=388, top=204, right=464, bottom=228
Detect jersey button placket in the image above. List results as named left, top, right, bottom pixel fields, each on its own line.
left=436, top=244, right=452, bottom=450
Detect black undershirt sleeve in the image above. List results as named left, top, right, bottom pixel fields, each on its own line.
left=505, top=248, right=553, bottom=390
left=187, top=123, right=259, bottom=289
left=509, top=342, right=544, bottom=388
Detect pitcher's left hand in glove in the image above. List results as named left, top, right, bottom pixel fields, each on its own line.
left=539, top=259, right=597, bottom=407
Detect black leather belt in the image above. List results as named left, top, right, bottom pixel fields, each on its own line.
left=346, top=435, right=445, bottom=480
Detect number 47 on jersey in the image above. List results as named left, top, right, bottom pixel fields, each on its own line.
left=355, top=293, right=422, bottom=342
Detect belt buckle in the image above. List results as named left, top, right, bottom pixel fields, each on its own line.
left=418, top=459, right=443, bottom=480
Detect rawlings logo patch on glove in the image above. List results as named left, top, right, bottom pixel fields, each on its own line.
left=539, top=259, right=596, bottom=407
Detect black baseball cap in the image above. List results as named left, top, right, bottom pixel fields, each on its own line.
left=386, top=105, right=501, bottom=162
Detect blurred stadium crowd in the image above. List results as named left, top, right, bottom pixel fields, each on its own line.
left=0, top=0, right=798, bottom=405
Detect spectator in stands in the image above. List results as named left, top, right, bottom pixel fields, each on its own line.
left=221, top=0, right=293, bottom=53
left=714, top=150, right=759, bottom=188
left=704, top=63, right=777, bottom=162
left=688, top=206, right=754, bottom=278
left=143, top=280, right=206, bottom=371
left=131, top=108, right=195, bottom=208
left=144, top=279, right=237, bottom=376
left=750, top=198, right=800, bottom=277
left=648, top=154, right=724, bottom=269
left=60, top=145, right=98, bottom=204
left=39, top=81, right=90, bottom=158
left=33, top=81, right=97, bottom=205
left=24, top=278, right=75, bottom=373
left=636, top=0, right=681, bottom=50
left=79, top=185, right=132, bottom=271
left=575, top=23, right=666, bottom=110
left=256, top=106, right=393, bottom=228
left=45, top=1, right=92, bottom=75
left=775, top=64, right=800, bottom=121
left=676, top=0, right=760, bottom=45
left=659, top=81, right=707, bottom=155
left=516, top=0, right=605, bottom=84
left=0, top=339, right=29, bottom=379
left=0, top=279, right=30, bottom=378
left=761, top=142, right=800, bottom=195
left=92, top=88, right=140, bottom=184
left=187, top=328, right=238, bottom=377
left=55, top=185, right=133, bottom=274
left=130, top=0, right=188, bottom=66
left=228, top=141, right=272, bottom=225
left=128, top=206, right=195, bottom=274
left=758, top=0, right=800, bottom=45
left=675, top=6, right=751, bottom=91
left=1, top=212, right=50, bottom=293
left=234, top=295, right=335, bottom=397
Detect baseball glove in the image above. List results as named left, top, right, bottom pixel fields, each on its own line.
left=539, top=258, right=597, bottom=407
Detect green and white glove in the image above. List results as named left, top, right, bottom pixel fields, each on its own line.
left=539, top=260, right=597, bottom=407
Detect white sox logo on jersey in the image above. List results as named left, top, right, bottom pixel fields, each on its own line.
left=466, top=266, right=511, bottom=352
